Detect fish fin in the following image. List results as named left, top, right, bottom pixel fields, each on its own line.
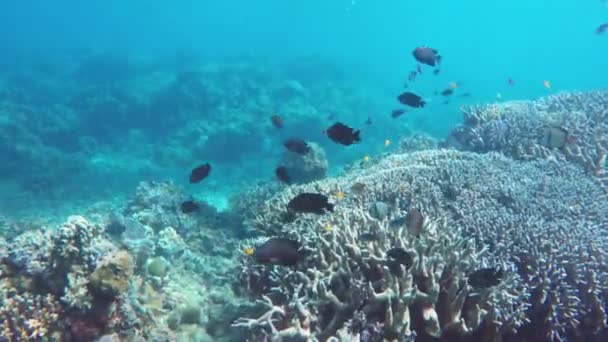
left=326, top=203, right=335, bottom=212
left=420, top=101, right=426, bottom=108
left=353, top=130, right=361, bottom=142
left=436, top=55, right=442, bottom=64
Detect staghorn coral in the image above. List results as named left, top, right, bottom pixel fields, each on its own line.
left=447, top=91, right=608, bottom=192
left=234, top=149, right=608, bottom=341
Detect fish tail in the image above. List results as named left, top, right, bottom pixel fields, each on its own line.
left=437, top=55, right=442, bottom=63
left=326, top=203, right=335, bottom=212
left=420, top=101, right=426, bottom=108
left=353, top=130, right=361, bottom=142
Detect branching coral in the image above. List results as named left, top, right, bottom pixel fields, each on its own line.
left=448, top=91, right=608, bottom=192
left=234, top=149, right=608, bottom=341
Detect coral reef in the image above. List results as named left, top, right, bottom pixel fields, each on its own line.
left=0, top=183, right=245, bottom=340
left=447, top=91, right=608, bottom=192
left=235, top=149, right=608, bottom=341
left=0, top=54, right=383, bottom=216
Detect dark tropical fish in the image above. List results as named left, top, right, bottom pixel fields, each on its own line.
left=386, top=247, right=414, bottom=276
left=541, top=126, right=569, bottom=149
left=441, top=88, right=454, bottom=96
left=596, top=23, right=608, bottom=34
left=408, top=70, right=417, bottom=81
left=253, top=238, right=301, bottom=266
left=389, top=216, right=407, bottom=229
left=270, top=114, right=284, bottom=128
left=433, top=68, right=441, bottom=75
left=284, top=138, right=311, bottom=154
left=326, top=122, right=361, bottom=145
left=189, top=163, right=211, bottom=183
left=351, top=182, right=366, bottom=194
left=326, top=113, right=336, bottom=120
left=442, top=100, right=450, bottom=105
left=413, top=47, right=442, bottom=67
left=507, top=77, right=514, bottom=86
left=468, top=267, right=504, bottom=288
left=406, top=208, right=424, bottom=236
left=403, top=82, right=409, bottom=89
left=392, top=109, right=407, bottom=118
left=287, top=193, right=334, bottom=214
left=275, top=166, right=290, bottom=184
left=180, top=200, right=199, bottom=214
left=397, top=92, right=426, bottom=108
left=365, top=117, right=372, bottom=125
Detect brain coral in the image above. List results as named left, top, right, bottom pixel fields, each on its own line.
left=235, top=148, right=608, bottom=341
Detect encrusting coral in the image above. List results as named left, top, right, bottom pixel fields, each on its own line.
left=235, top=147, right=608, bottom=341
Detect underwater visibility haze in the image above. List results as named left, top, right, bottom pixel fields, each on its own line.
left=0, top=1, right=607, bottom=341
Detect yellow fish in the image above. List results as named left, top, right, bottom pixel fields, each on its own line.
left=543, top=80, right=551, bottom=89
left=363, top=155, right=370, bottom=162
left=384, top=139, right=391, bottom=147
left=334, top=191, right=345, bottom=200
left=325, top=222, right=333, bottom=232
left=450, top=82, right=459, bottom=89
left=243, top=247, right=254, bottom=256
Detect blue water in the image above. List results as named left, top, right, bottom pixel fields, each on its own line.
left=0, top=0, right=607, bottom=215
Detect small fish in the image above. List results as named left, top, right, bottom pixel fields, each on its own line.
left=413, top=47, right=442, bottom=67
left=363, top=155, right=370, bottom=162
left=397, top=92, right=426, bottom=108
left=433, top=68, right=440, bottom=75
left=334, top=191, right=345, bottom=200
left=253, top=238, right=301, bottom=266
left=189, top=163, right=211, bottom=183
left=543, top=80, right=551, bottom=89
left=391, top=109, right=407, bottom=118
left=180, top=200, right=199, bottom=214
left=365, top=117, right=372, bottom=125
left=384, top=139, right=391, bottom=147
left=403, top=82, right=409, bottom=88
left=275, top=166, right=290, bottom=184
left=468, top=267, right=504, bottom=288
left=450, top=82, right=458, bottom=89
left=326, top=122, right=361, bottom=146
left=459, top=92, right=472, bottom=98
left=542, top=126, right=568, bottom=149
left=386, top=247, right=414, bottom=275
left=284, top=138, right=311, bottom=154
left=507, top=78, right=514, bottom=86
left=351, top=182, right=366, bottom=194
left=389, top=216, right=407, bottom=229
left=325, top=222, right=333, bottom=232
left=326, top=113, right=336, bottom=120
left=243, top=246, right=255, bottom=256
left=287, top=193, right=335, bottom=214
left=270, top=115, right=284, bottom=128
left=405, top=208, right=424, bottom=236
left=360, top=232, right=377, bottom=241
left=408, top=70, right=417, bottom=82
left=417, top=64, right=423, bottom=74
left=386, top=247, right=413, bottom=269
left=442, top=100, right=450, bottom=105
left=596, top=23, right=608, bottom=35
left=441, top=88, right=454, bottom=96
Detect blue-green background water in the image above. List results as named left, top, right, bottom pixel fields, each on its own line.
left=0, top=0, right=606, bottom=216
